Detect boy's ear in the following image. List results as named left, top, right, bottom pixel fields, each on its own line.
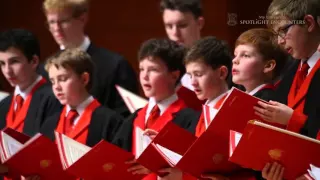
left=171, top=70, right=180, bottom=83
left=31, top=55, right=39, bottom=70
left=219, top=66, right=228, bottom=80
left=197, top=17, right=205, bottom=30
left=81, top=72, right=90, bottom=87
left=78, top=12, right=88, bottom=26
left=263, top=60, right=276, bottom=74
left=304, top=15, right=317, bottom=32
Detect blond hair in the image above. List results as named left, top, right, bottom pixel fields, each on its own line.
left=45, top=48, right=94, bottom=91
left=43, top=0, right=89, bottom=17
left=266, top=0, right=320, bottom=29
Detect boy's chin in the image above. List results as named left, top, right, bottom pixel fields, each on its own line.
left=58, top=99, right=68, bottom=106
left=143, top=92, right=153, bottom=98
left=195, top=94, right=206, bottom=101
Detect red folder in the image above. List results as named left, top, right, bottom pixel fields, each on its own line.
left=2, top=128, right=30, bottom=144
left=131, top=122, right=197, bottom=177
left=56, top=132, right=146, bottom=179
left=206, top=87, right=269, bottom=137
left=66, top=140, right=145, bottom=180
left=229, top=121, right=320, bottom=180
left=0, top=131, right=75, bottom=180
left=152, top=122, right=197, bottom=155
left=149, top=88, right=268, bottom=178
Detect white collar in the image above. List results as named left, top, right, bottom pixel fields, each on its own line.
left=66, top=96, right=94, bottom=117
left=14, top=75, right=42, bottom=100
left=302, top=51, right=320, bottom=74
left=248, top=84, right=267, bottom=96
left=60, top=36, right=91, bottom=52
left=147, top=93, right=178, bottom=116
left=205, top=91, right=229, bottom=108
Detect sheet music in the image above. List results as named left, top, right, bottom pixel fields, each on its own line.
left=309, top=164, right=320, bottom=180
left=135, top=127, right=152, bottom=158
left=61, top=134, right=91, bottom=165
left=1, top=132, right=23, bottom=159
left=234, top=132, right=242, bottom=146
left=155, top=144, right=182, bottom=166
left=0, top=91, right=9, bottom=102
left=116, top=85, right=148, bottom=113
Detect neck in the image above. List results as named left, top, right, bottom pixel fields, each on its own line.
left=304, top=34, right=320, bottom=60
left=18, top=73, right=38, bottom=91
left=243, top=79, right=266, bottom=93
left=154, top=89, right=175, bottom=103
left=64, top=35, right=85, bottom=49
left=207, top=83, right=228, bottom=102
left=69, top=91, right=90, bottom=108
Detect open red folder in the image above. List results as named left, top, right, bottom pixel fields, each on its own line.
left=0, top=129, right=75, bottom=180
left=2, top=128, right=30, bottom=144
left=229, top=121, right=320, bottom=180
left=55, top=132, right=145, bottom=180
left=146, top=88, right=271, bottom=178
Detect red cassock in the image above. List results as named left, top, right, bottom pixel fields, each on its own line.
left=56, top=99, right=100, bottom=144
left=132, top=99, right=188, bottom=180
left=6, top=78, right=46, bottom=133
left=287, top=58, right=320, bottom=133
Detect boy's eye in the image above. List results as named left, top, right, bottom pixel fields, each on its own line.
left=177, top=23, right=188, bottom=28
left=11, top=59, right=19, bottom=63
left=58, top=76, right=68, bottom=81
left=165, top=24, right=173, bottom=29
left=194, top=72, right=202, bottom=77
left=149, top=67, right=159, bottom=72
left=241, top=54, right=250, bottom=58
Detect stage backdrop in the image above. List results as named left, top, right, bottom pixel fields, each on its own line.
left=0, top=0, right=271, bottom=92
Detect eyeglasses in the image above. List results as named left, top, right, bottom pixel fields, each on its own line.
left=275, top=23, right=294, bottom=39
left=46, top=17, right=74, bottom=29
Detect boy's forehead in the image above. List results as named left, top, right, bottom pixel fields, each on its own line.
left=163, top=9, right=195, bottom=22
left=235, top=44, right=256, bottom=51
left=186, top=60, right=207, bottom=69
left=140, top=56, right=162, bottom=64
left=46, top=8, right=73, bottom=19
left=48, top=64, right=69, bottom=74
left=0, top=47, right=26, bottom=60
left=268, top=16, right=291, bottom=32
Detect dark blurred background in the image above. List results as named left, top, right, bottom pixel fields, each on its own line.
left=0, top=0, right=272, bottom=92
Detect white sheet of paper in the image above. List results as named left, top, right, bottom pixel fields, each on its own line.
left=309, top=164, right=320, bottom=180
left=115, top=85, right=148, bottom=113
left=234, top=132, right=242, bottom=146
left=1, top=132, right=23, bottom=159
left=61, top=134, right=91, bottom=165
left=135, top=127, right=152, bottom=158
left=155, top=144, right=182, bottom=166
left=0, top=91, right=9, bottom=102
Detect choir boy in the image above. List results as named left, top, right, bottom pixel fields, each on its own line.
left=112, top=39, right=200, bottom=180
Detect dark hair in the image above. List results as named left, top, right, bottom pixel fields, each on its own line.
left=0, top=29, right=40, bottom=62
left=138, top=38, right=186, bottom=83
left=185, top=36, right=232, bottom=80
left=160, top=0, right=203, bottom=19
left=45, top=48, right=94, bottom=91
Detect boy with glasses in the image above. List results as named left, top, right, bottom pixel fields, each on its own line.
left=42, top=0, right=139, bottom=118
left=254, top=0, right=320, bottom=178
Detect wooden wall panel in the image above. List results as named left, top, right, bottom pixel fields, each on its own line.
left=0, top=0, right=271, bottom=92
